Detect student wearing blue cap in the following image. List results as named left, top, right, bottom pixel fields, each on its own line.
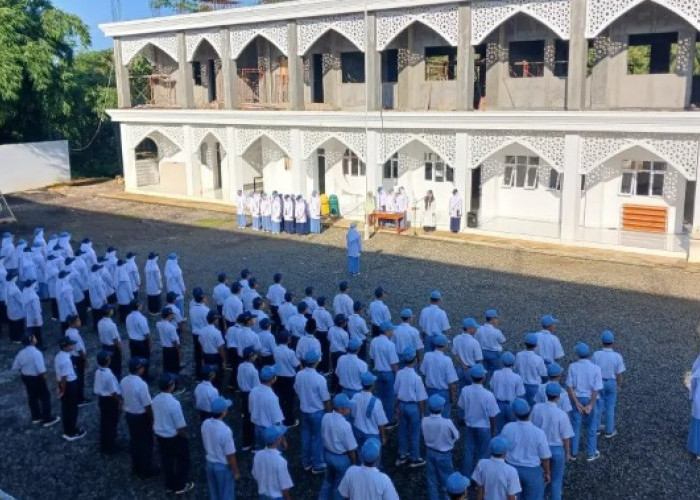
left=421, top=333, right=459, bottom=417
left=535, top=315, right=564, bottom=365
left=452, top=318, right=483, bottom=390
left=294, top=350, right=331, bottom=474
left=394, top=308, right=424, bottom=365
left=258, top=318, right=277, bottom=367
left=337, top=338, right=368, bottom=399
left=153, top=373, right=194, bottom=494
left=346, top=223, right=362, bottom=276
left=422, top=394, right=460, bottom=500
left=6, top=270, right=25, bottom=342
left=195, top=365, right=220, bottom=422
left=238, top=346, right=261, bottom=451
left=566, top=342, right=603, bottom=461
left=126, top=301, right=152, bottom=380
left=475, top=309, right=506, bottom=376
left=531, top=383, right=574, bottom=500
left=351, top=371, right=389, bottom=463
left=55, top=335, right=85, bottom=441
left=252, top=425, right=294, bottom=499
left=490, top=351, right=526, bottom=433
left=157, top=307, right=180, bottom=381
left=265, top=272, right=286, bottom=329
left=418, top=290, right=450, bottom=352
left=242, top=278, right=262, bottom=314
left=534, top=363, right=572, bottom=414
left=338, top=438, right=399, bottom=500
left=201, top=396, right=240, bottom=500
left=272, top=330, right=300, bottom=427
left=295, top=317, right=322, bottom=365
left=348, top=301, right=370, bottom=360
left=236, top=311, right=262, bottom=361
left=199, top=310, right=227, bottom=389
left=250, top=365, right=285, bottom=451
left=120, top=357, right=157, bottom=478
left=472, top=437, right=522, bottom=500
left=93, top=350, right=122, bottom=454
left=368, top=287, right=392, bottom=338
left=457, top=364, right=500, bottom=478
left=329, top=314, right=350, bottom=392
left=223, top=282, right=243, bottom=329
left=144, top=252, right=162, bottom=315
left=592, top=330, right=626, bottom=438
left=320, top=393, right=358, bottom=500
left=500, top=398, right=551, bottom=500
left=370, top=322, right=400, bottom=427
left=394, top=347, right=428, bottom=468
left=514, top=333, right=547, bottom=406
left=277, top=292, right=296, bottom=331
left=313, top=297, right=334, bottom=374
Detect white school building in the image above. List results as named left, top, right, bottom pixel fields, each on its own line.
left=101, top=0, right=700, bottom=259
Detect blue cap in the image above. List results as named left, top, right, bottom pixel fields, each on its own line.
left=34, top=228, right=43, bottom=235
left=446, top=472, right=470, bottom=495
left=202, top=364, right=218, bottom=378
left=263, top=424, right=288, bottom=445
left=333, top=393, right=356, bottom=410
left=461, top=317, right=480, bottom=329
left=129, top=357, right=147, bottom=371
left=361, top=438, right=381, bottom=463
left=470, top=364, right=486, bottom=379
left=193, top=286, right=205, bottom=299
left=259, top=318, right=272, bottom=330
left=601, top=330, right=615, bottom=343
left=1, top=232, right=11, bottom=238
left=211, top=397, right=233, bottom=414
left=339, top=280, right=348, bottom=291
left=485, top=309, right=499, bottom=319
left=545, top=382, right=562, bottom=398
left=547, top=363, right=563, bottom=377
left=489, top=436, right=511, bottom=455
left=260, top=365, right=277, bottom=381
left=433, top=334, right=448, bottom=348
left=380, top=322, right=395, bottom=333
left=429, top=290, right=442, bottom=300
left=59, top=231, right=70, bottom=238
left=277, top=330, right=291, bottom=342
left=243, top=346, right=256, bottom=358
left=360, top=371, right=377, bottom=386
left=96, top=350, right=111, bottom=364
left=525, top=333, right=538, bottom=346
left=168, top=253, right=177, bottom=260
left=348, top=338, right=361, bottom=351
left=541, top=314, right=559, bottom=327
left=501, top=351, right=515, bottom=366
left=147, top=252, right=158, bottom=260
left=334, top=314, right=347, bottom=326
left=428, top=394, right=446, bottom=412
left=400, top=308, right=413, bottom=319
left=511, top=397, right=531, bottom=416
left=64, top=257, right=75, bottom=266
left=304, top=350, right=321, bottom=364
left=401, top=347, right=417, bottom=362
left=32, top=241, right=42, bottom=248
left=158, top=373, right=177, bottom=391
left=575, top=342, right=590, bottom=357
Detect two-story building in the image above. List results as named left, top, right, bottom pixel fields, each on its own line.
left=101, top=0, right=700, bottom=259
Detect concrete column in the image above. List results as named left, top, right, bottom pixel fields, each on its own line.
left=560, top=134, right=582, bottom=241
left=290, top=129, right=306, bottom=193
left=229, top=126, right=247, bottom=204
left=457, top=5, right=475, bottom=111
left=183, top=125, right=201, bottom=197
left=120, top=124, right=137, bottom=191
left=366, top=13, right=382, bottom=111
left=177, top=32, right=194, bottom=108
left=220, top=28, right=238, bottom=109
left=455, top=133, right=471, bottom=222
left=689, top=151, right=700, bottom=261
left=567, top=0, right=588, bottom=110
left=114, top=39, right=132, bottom=109
left=287, top=21, right=305, bottom=110
left=682, top=28, right=696, bottom=108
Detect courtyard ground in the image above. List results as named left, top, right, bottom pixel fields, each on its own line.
left=1, top=180, right=699, bottom=499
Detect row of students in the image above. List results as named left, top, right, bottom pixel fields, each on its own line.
left=237, top=191, right=323, bottom=235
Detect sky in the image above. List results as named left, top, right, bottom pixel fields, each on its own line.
left=54, top=0, right=257, bottom=51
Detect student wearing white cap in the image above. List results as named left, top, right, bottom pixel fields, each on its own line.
left=566, top=342, right=603, bottom=461
left=394, top=347, right=428, bottom=468
left=336, top=338, right=368, bottom=399
left=351, top=371, right=389, bottom=461
left=514, top=333, right=547, bottom=406
left=418, top=290, right=450, bottom=352
left=531, top=382, right=574, bottom=500
left=422, top=394, right=460, bottom=500
left=320, top=393, right=358, bottom=500
left=368, top=287, right=391, bottom=338
left=475, top=309, right=505, bottom=376
left=535, top=315, right=564, bottom=365
left=592, top=330, right=626, bottom=438
left=394, top=309, right=424, bottom=364
left=201, top=396, right=240, bottom=500
left=471, top=437, right=522, bottom=500
left=490, top=351, right=526, bottom=433
left=500, top=398, right=552, bottom=500
left=338, top=438, right=399, bottom=500
left=420, top=333, right=459, bottom=418
left=144, top=252, right=162, bottom=315
left=252, top=425, right=294, bottom=499
left=457, top=364, right=499, bottom=478
left=370, top=322, right=400, bottom=427
left=452, top=318, right=483, bottom=390
left=250, top=365, right=285, bottom=451
left=534, top=363, right=572, bottom=414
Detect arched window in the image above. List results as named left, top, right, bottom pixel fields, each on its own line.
left=135, top=138, right=158, bottom=160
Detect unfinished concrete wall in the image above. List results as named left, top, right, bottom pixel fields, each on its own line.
left=136, top=45, right=179, bottom=107
left=191, top=41, right=222, bottom=109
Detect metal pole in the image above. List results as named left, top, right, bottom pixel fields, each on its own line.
left=363, top=0, right=371, bottom=241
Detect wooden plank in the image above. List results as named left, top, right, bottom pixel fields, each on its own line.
left=621, top=204, right=667, bottom=233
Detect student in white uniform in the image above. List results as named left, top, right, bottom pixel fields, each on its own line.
left=266, top=272, right=286, bottom=328
left=273, top=331, right=300, bottom=427
left=278, top=293, right=296, bottom=331
left=164, top=253, right=186, bottom=314
left=126, top=301, right=152, bottom=379
left=490, top=351, right=526, bottom=433
left=201, top=396, right=240, bottom=500
left=348, top=301, right=370, bottom=360
left=448, top=189, right=463, bottom=233
left=418, top=290, right=450, bottom=352
left=566, top=342, right=603, bottom=462
left=313, top=297, right=334, bottom=374
left=238, top=346, right=261, bottom=451
left=250, top=365, right=285, bottom=451
left=12, top=333, right=59, bottom=426
left=252, top=425, right=294, bottom=500
left=514, top=333, right=547, bottom=406
left=393, top=309, right=424, bottom=364
left=333, top=281, right=354, bottom=318
left=303, top=286, right=319, bottom=315
left=471, top=437, right=522, bottom=500
left=535, top=314, right=565, bottom=365
left=591, top=330, right=626, bottom=438
left=336, top=338, right=367, bottom=399
left=236, top=190, right=248, bottom=229
left=157, top=308, right=181, bottom=381
left=368, top=287, right=391, bottom=338
left=93, top=350, right=122, bottom=454
left=261, top=192, right=272, bottom=232
left=452, top=318, right=483, bottom=390
left=422, top=394, right=460, bottom=500
left=475, top=309, right=505, bottom=376
left=212, top=272, right=231, bottom=323
left=288, top=302, right=309, bottom=350
left=420, top=334, right=459, bottom=417
left=394, top=347, right=428, bottom=468
left=199, top=310, right=227, bottom=389
left=189, top=288, right=210, bottom=380
left=194, top=365, right=220, bottom=422
left=320, top=394, right=358, bottom=500
left=23, top=278, right=43, bottom=346
left=309, top=191, right=322, bottom=234
left=338, top=438, right=399, bottom=500
left=329, top=314, right=350, bottom=390
left=120, top=358, right=157, bottom=477
left=144, top=252, right=162, bottom=315
left=296, top=317, right=322, bottom=364
left=258, top=318, right=277, bottom=367
left=271, top=191, right=283, bottom=235
left=351, top=371, right=389, bottom=462
left=55, top=336, right=86, bottom=441
left=222, top=282, right=243, bottom=330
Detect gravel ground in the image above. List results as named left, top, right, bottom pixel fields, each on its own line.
left=1, top=181, right=700, bottom=499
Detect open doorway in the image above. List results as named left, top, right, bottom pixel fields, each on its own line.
left=317, top=148, right=326, bottom=194
left=312, top=54, right=324, bottom=103
left=471, top=167, right=481, bottom=212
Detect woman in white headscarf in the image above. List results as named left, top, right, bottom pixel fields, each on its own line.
left=79, top=238, right=97, bottom=268
left=271, top=192, right=282, bottom=235
left=423, top=190, right=437, bottom=232
left=58, top=231, right=74, bottom=258
left=144, top=252, right=163, bottom=314
left=164, top=253, right=186, bottom=314
left=33, top=228, right=47, bottom=258
left=31, top=242, right=47, bottom=299
left=45, top=255, right=60, bottom=319
left=1, top=233, right=17, bottom=274
left=116, top=260, right=133, bottom=324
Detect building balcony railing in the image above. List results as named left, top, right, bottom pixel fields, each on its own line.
left=237, top=68, right=289, bottom=109
left=130, top=74, right=178, bottom=108
left=509, top=61, right=545, bottom=78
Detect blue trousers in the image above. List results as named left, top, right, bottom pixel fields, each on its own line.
left=426, top=388, right=450, bottom=417
left=263, top=216, right=272, bottom=231
left=353, top=429, right=382, bottom=466
left=482, top=350, right=502, bottom=376
left=513, top=464, right=545, bottom=500
left=548, top=445, right=565, bottom=500
left=457, top=367, right=472, bottom=391
left=571, top=396, right=598, bottom=457
left=341, top=387, right=361, bottom=400
left=206, top=461, right=234, bottom=500
left=254, top=424, right=265, bottom=451
left=426, top=448, right=454, bottom=500
left=597, top=379, right=618, bottom=434
left=237, top=214, right=247, bottom=228
left=319, top=451, right=351, bottom=500
left=310, top=219, right=321, bottom=233
left=462, top=426, right=491, bottom=477
left=524, top=384, right=539, bottom=406
left=496, top=400, right=515, bottom=434
left=398, top=401, right=421, bottom=460
left=347, top=256, right=360, bottom=275
left=252, top=216, right=261, bottom=230
left=301, top=410, right=325, bottom=468
left=271, top=221, right=281, bottom=234
left=375, top=371, right=396, bottom=425
left=424, top=335, right=435, bottom=352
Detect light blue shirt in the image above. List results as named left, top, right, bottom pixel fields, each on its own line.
left=566, top=359, right=603, bottom=398
left=475, top=324, right=506, bottom=352
left=252, top=449, right=294, bottom=498
left=420, top=350, right=459, bottom=389
left=266, top=283, right=286, bottom=307
left=213, top=283, right=232, bottom=306
left=189, top=301, right=210, bottom=335
left=225, top=325, right=240, bottom=349
left=393, top=322, right=423, bottom=354
left=294, top=367, right=330, bottom=413
left=194, top=381, right=219, bottom=412
left=65, top=327, right=86, bottom=356
left=6, top=282, right=24, bottom=320
left=278, top=302, right=296, bottom=328
left=287, top=313, right=307, bottom=338
left=322, top=411, right=358, bottom=454
left=120, top=374, right=152, bottom=414
left=348, top=313, right=369, bottom=342
left=98, top=317, right=121, bottom=347
left=158, top=320, right=179, bottom=348
left=250, top=384, right=284, bottom=427
left=152, top=392, right=187, bottom=438
left=126, top=311, right=150, bottom=341
left=222, top=294, right=243, bottom=323
left=237, top=327, right=262, bottom=357
left=302, top=296, right=318, bottom=315
left=313, top=307, right=334, bottom=333
left=422, top=414, right=459, bottom=452
left=346, top=229, right=362, bottom=258
left=370, top=335, right=399, bottom=372
left=296, top=334, right=322, bottom=362
left=535, top=330, right=564, bottom=363
left=418, top=304, right=450, bottom=336
left=333, top=293, right=354, bottom=318
left=472, top=458, right=522, bottom=499
left=490, top=368, right=526, bottom=402
left=351, top=391, right=389, bottom=435
left=199, top=324, right=224, bottom=354
left=368, top=300, right=391, bottom=327
left=273, top=344, right=299, bottom=377
left=592, top=348, right=626, bottom=380
left=12, top=345, right=46, bottom=376
left=394, top=367, right=428, bottom=403
left=329, top=326, right=349, bottom=353
left=237, top=362, right=261, bottom=392
left=530, top=402, right=574, bottom=446
left=457, top=384, right=500, bottom=428
left=452, top=334, right=483, bottom=367
left=201, top=418, right=236, bottom=464
left=336, top=354, right=368, bottom=391
left=500, top=421, right=552, bottom=467
left=514, top=350, right=547, bottom=385
left=259, top=330, right=276, bottom=356
left=534, top=383, right=572, bottom=412
left=338, top=466, right=399, bottom=500
left=94, top=367, right=121, bottom=396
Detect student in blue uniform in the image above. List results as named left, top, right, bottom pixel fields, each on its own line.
left=566, top=342, right=603, bottom=461
left=338, top=438, right=400, bottom=500
left=11, top=333, right=59, bottom=427
left=370, top=322, right=400, bottom=427
left=418, top=290, right=450, bottom=353
left=272, top=330, right=300, bottom=427
left=320, top=393, right=358, bottom=500
left=422, top=394, right=460, bottom=500
left=313, top=297, right=334, bottom=374
left=471, top=437, right=522, bottom=500
left=201, top=396, right=240, bottom=500
left=348, top=301, right=370, bottom=360
left=250, top=365, right=285, bottom=451
left=420, top=334, right=459, bottom=417
left=258, top=318, right=277, bottom=367
left=252, top=425, right=294, bottom=500
left=534, top=363, right=572, bottom=415
left=514, top=333, right=547, bottom=406
left=394, top=347, right=428, bottom=468
left=591, top=330, right=626, bottom=438
left=475, top=309, right=505, bottom=376
left=237, top=346, right=261, bottom=451
left=329, top=313, right=350, bottom=392
left=445, top=472, right=469, bottom=500
left=336, top=338, right=367, bottom=399
left=490, top=351, right=526, bottom=433
left=393, top=308, right=424, bottom=365
left=351, top=371, right=389, bottom=464
left=452, top=318, right=483, bottom=390
left=93, top=350, right=122, bottom=454
left=535, top=315, right=564, bottom=365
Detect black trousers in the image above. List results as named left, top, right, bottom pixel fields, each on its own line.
left=290, top=335, right=300, bottom=351
left=330, top=351, right=343, bottom=393
left=129, top=340, right=150, bottom=378
left=371, top=324, right=382, bottom=338
left=227, top=348, right=239, bottom=390
left=157, top=435, right=190, bottom=492
left=76, top=297, right=88, bottom=325
left=203, top=352, right=223, bottom=390
left=274, top=375, right=297, bottom=426
left=91, top=308, right=102, bottom=333
left=162, top=346, right=180, bottom=375
left=50, top=299, right=58, bottom=320
left=358, top=341, right=368, bottom=361
left=0, top=300, right=6, bottom=335
left=147, top=294, right=161, bottom=315
left=21, top=374, right=52, bottom=422
left=98, top=396, right=120, bottom=453
left=125, top=412, right=154, bottom=476
left=240, top=391, right=254, bottom=448
left=71, top=356, right=87, bottom=402
left=107, top=293, right=117, bottom=305
left=270, top=305, right=280, bottom=333
left=101, top=344, right=123, bottom=380
left=315, top=331, right=330, bottom=373
left=193, top=334, right=203, bottom=380
left=257, top=354, right=275, bottom=369
left=61, top=380, right=79, bottom=436
left=118, top=304, right=130, bottom=325
left=9, top=318, right=24, bottom=342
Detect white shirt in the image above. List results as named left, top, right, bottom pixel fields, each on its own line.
left=294, top=367, right=330, bottom=413
left=249, top=384, right=284, bottom=427
left=252, top=449, right=294, bottom=497
left=420, top=350, right=459, bottom=389
left=348, top=313, right=369, bottom=342
left=273, top=344, right=299, bottom=377
left=338, top=466, right=399, bottom=500
left=534, top=383, right=573, bottom=413
left=393, top=323, right=424, bottom=354
left=189, top=301, right=210, bottom=335
left=237, top=362, right=261, bottom=392
left=321, top=411, right=358, bottom=454
left=194, top=381, right=219, bottom=412
left=449, top=194, right=463, bottom=217
left=452, top=333, right=483, bottom=367
left=54, top=351, right=77, bottom=382
left=530, top=402, right=574, bottom=446
left=120, top=374, right=152, bottom=414
left=514, top=350, right=547, bottom=385
left=126, top=311, right=150, bottom=341
left=336, top=354, right=368, bottom=391
left=490, top=368, right=526, bottom=402
left=328, top=325, right=349, bottom=353
left=368, top=300, right=391, bottom=327
left=296, top=335, right=321, bottom=362
left=201, top=418, right=236, bottom=464
left=287, top=313, right=307, bottom=338
left=12, top=345, right=46, bottom=376
left=158, top=320, right=180, bottom=348
left=278, top=302, right=296, bottom=328
left=65, top=327, right=86, bottom=356
left=472, top=458, right=522, bottom=500
left=534, top=330, right=564, bottom=363
left=98, top=317, right=121, bottom=347
left=266, top=283, right=286, bottom=307
left=566, top=359, right=603, bottom=398
left=94, top=367, right=121, bottom=396
left=222, top=294, right=243, bottom=323
left=500, top=421, right=552, bottom=467
left=370, top=335, right=399, bottom=372
left=351, top=391, right=389, bottom=435
left=394, top=367, right=428, bottom=403
left=476, top=323, right=506, bottom=352
left=422, top=414, right=459, bottom=452
left=457, top=384, right=499, bottom=428
left=333, top=293, right=354, bottom=318
left=152, top=392, right=186, bottom=438
left=313, top=307, right=334, bottom=333
left=199, top=324, right=224, bottom=354
left=212, top=282, right=232, bottom=307
left=418, top=304, right=450, bottom=337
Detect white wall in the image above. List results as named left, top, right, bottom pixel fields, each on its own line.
left=0, top=141, right=71, bottom=193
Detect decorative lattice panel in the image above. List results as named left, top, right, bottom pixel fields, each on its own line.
left=191, top=127, right=227, bottom=152
left=472, top=0, right=571, bottom=44
left=379, top=131, right=456, bottom=165
left=376, top=5, right=459, bottom=50
left=236, top=127, right=291, bottom=156
left=302, top=129, right=366, bottom=161
left=121, top=34, right=179, bottom=65
left=298, top=14, right=366, bottom=55
left=185, top=30, right=223, bottom=61
left=586, top=0, right=700, bottom=38
left=230, top=22, right=289, bottom=59
left=126, top=125, right=185, bottom=151
left=469, top=131, right=565, bottom=170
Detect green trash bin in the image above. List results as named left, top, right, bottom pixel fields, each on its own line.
left=329, top=194, right=340, bottom=216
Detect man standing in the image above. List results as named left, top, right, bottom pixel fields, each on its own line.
left=452, top=318, right=483, bottom=390
left=368, top=287, right=391, bottom=338
left=252, top=425, right=294, bottom=500
left=144, top=252, right=162, bottom=315
left=126, top=301, right=151, bottom=379
left=310, top=191, right=322, bottom=234
left=420, top=334, right=458, bottom=417
left=591, top=330, right=626, bottom=439
left=199, top=310, right=227, bottom=389
left=418, top=290, right=450, bottom=352
left=12, top=333, right=59, bottom=427
left=201, top=397, right=241, bottom=500
left=250, top=365, right=285, bottom=451
left=449, top=189, right=463, bottom=233
left=319, top=394, right=358, bottom=500
left=189, top=287, right=211, bottom=381
left=55, top=335, right=86, bottom=441
left=370, top=322, right=400, bottom=428
left=514, top=333, right=547, bottom=406
left=475, top=309, right=506, bottom=376
left=567, top=342, right=603, bottom=462
left=422, top=394, right=460, bottom=500
left=93, top=350, right=122, bottom=454
left=346, top=223, right=362, bottom=276
left=394, top=348, right=428, bottom=468
left=98, top=304, right=123, bottom=379
left=338, top=439, right=400, bottom=500
left=273, top=331, right=300, bottom=427
left=535, top=315, right=565, bottom=365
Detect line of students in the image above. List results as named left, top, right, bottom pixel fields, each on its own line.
left=237, top=190, right=323, bottom=235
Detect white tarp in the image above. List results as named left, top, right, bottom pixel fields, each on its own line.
left=0, top=140, right=71, bottom=193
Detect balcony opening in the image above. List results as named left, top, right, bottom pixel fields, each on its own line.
left=553, top=40, right=569, bottom=78
left=425, top=46, right=457, bottom=81
left=341, top=52, right=366, bottom=83
left=509, top=40, right=545, bottom=78
left=627, top=32, right=678, bottom=74
left=236, top=36, right=289, bottom=109
left=474, top=44, right=487, bottom=109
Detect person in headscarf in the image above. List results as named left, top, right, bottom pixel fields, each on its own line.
left=104, top=247, right=118, bottom=288
left=79, top=238, right=97, bottom=268
left=424, top=190, right=437, bottom=232
left=236, top=189, right=248, bottom=229
left=64, top=257, right=87, bottom=325
left=295, top=195, right=308, bottom=235
left=164, top=253, right=186, bottom=314
left=33, top=228, right=48, bottom=259
left=377, top=187, right=387, bottom=211
left=1, top=233, right=17, bottom=275
left=15, top=239, right=28, bottom=281
left=21, top=246, right=37, bottom=283
left=126, top=252, right=141, bottom=301
left=309, top=191, right=322, bottom=234
left=116, top=259, right=133, bottom=324
left=31, top=242, right=47, bottom=300
left=271, top=192, right=282, bottom=235
left=73, top=249, right=90, bottom=306
left=145, top=252, right=162, bottom=315
left=6, top=271, right=24, bottom=343
left=252, top=191, right=262, bottom=232
left=88, top=264, right=109, bottom=332
left=56, top=269, right=77, bottom=332
left=23, top=279, right=43, bottom=347
left=261, top=192, right=272, bottom=233
left=346, top=223, right=362, bottom=277
left=396, top=187, right=409, bottom=229
left=283, top=195, right=294, bottom=234
left=58, top=231, right=74, bottom=258
left=45, top=255, right=60, bottom=320
left=45, top=234, right=58, bottom=260
left=449, top=189, right=463, bottom=234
